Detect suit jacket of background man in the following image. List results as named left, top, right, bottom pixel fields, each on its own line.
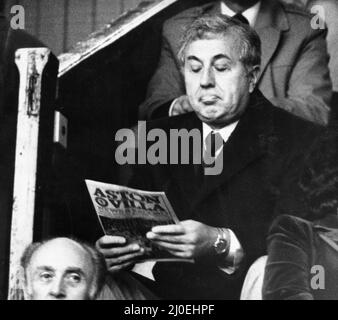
left=128, top=90, right=323, bottom=299
left=138, top=0, right=332, bottom=126
left=263, top=214, right=338, bottom=300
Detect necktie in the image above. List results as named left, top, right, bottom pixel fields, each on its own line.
left=233, top=13, right=249, bottom=26
left=203, top=131, right=223, bottom=167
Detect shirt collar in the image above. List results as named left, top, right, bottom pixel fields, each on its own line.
left=203, top=121, right=239, bottom=145
left=220, top=1, right=261, bottom=27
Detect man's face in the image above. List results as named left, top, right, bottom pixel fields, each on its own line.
left=24, top=238, right=95, bottom=300
left=183, top=36, right=258, bottom=128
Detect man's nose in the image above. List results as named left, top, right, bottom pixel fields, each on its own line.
left=200, top=67, right=215, bottom=88
left=49, top=278, right=66, bottom=299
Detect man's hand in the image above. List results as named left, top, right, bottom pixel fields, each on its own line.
left=146, top=220, right=219, bottom=259
left=96, top=236, right=145, bottom=273
left=170, top=95, right=193, bottom=116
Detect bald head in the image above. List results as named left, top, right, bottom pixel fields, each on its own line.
left=21, top=237, right=106, bottom=300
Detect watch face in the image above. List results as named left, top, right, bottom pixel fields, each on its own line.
left=214, top=238, right=228, bottom=254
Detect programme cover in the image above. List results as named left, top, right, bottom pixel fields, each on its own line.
left=85, top=179, right=186, bottom=261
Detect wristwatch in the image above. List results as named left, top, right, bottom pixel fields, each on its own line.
left=213, top=228, right=230, bottom=255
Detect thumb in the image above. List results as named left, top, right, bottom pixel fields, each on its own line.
left=182, top=96, right=193, bottom=112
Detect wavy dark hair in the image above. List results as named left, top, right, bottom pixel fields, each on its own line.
left=177, top=14, right=261, bottom=72
left=298, top=129, right=338, bottom=219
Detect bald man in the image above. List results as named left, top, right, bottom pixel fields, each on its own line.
left=20, top=238, right=106, bottom=300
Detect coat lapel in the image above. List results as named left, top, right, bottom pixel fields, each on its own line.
left=185, top=91, right=275, bottom=214
left=164, top=113, right=204, bottom=216
left=254, top=0, right=289, bottom=81
left=206, top=0, right=290, bottom=81
left=315, top=215, right=338, bottom=251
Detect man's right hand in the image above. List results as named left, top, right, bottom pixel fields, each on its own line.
left=169, top=95, right=193, bottom=116
left=96, top=236, right=145, bottom=273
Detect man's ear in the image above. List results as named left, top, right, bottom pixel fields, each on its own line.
left=248, top=65, right=260, bottom=93
left=88, top=279, right=98, bottom=300
left=180, top=65, right=185, bottom=77
left=20, top=266, right=32, bottom=300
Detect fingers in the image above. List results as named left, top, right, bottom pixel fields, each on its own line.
left=180, top=220, right=199, bottom=228
left=99, top=243, right=142, bottom=258
left=171, top=98, right=184, bottom=116
left=106, top=250, right=144, bottom=267
left=172, top=96, right=192, bottom=116
left=96, top=235, right=127, bottom=249
left=104, top=248, right=145, bottom=273
left=171, top=105, right=182, bottom=116
left=150, top=224, right=185, bottom=235
left=106, top=261, right=135, bottom=273
left=96, top=236, right=145, bottom=273
left=181, top=97, right=193, bottom=112
left=146, top=232, right=187, bottom=243
left=151, top=241, right=193, bottom=253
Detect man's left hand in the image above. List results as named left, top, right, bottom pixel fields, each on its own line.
left=146, top=220, right=219, bottom=259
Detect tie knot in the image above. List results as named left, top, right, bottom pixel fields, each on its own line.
left=233, top=13, right=249, bottom=26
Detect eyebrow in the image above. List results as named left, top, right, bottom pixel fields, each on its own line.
left=34, top=266, right=86, bottom=277
left=187, top=56, right=202, bottom=63
left=35, top=266, right=55, bottom=272
left=186, top=54, right=232, bottom=63
left=212, top=54, right=232, bottom=63
left=64, top=267, right=86, bottom=277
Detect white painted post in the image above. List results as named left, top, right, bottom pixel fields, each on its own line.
left=7, top=48, right=51, bottom=300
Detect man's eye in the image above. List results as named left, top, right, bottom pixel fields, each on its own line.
left=190, top=65, right=202, bottom=73
left=66, top=273, right=82, bottom=284
left=214, top=65, right=229, bottom=72
left=39, top=272, right=53, bottom=282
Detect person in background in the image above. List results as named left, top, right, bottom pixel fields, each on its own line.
left=284, top=0, right=338, bottom=93
left=20, top=237, right=157, bottom=300
left=304, top=0, right=338, bottom=121
left=263, top=130, right=338, bottom=300
left=21, top=237, right=107, bottom=300
left=139, top=0, right=332, bottom=126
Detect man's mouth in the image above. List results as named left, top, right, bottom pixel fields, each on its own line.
left=200, top=95, right=219, bottom=105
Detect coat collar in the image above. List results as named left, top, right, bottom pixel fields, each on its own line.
left=254, top=0, right=289, bottom=31
left=315, top=215, right=338, bottom=250
left=203, top=1, right=290, bottom=82
left=204, top=1, right=289, bottom=31
left=254, top=0, right=289, bottom=79
left=168, top=90, right=275, bottom=215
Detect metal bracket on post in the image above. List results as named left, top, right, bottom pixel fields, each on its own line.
left=53, top=111, right=68, bottom=149
left=8, top=48, right=51, bottom=300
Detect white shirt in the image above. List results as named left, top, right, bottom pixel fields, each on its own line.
left=220, top=1, right=261, bottom=27
left=203, top=121, right=238, bottom=158
left=203, top=121, right=244, bottom=274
